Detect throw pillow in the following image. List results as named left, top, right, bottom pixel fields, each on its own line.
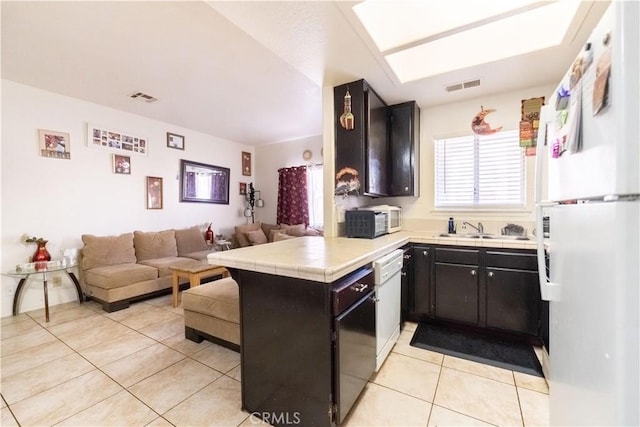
left=246, top=229, right=268, bottom=245
left=280, top=223, right=306, bottom=237
left=261, top=223, right=281, bottom=241
left=174, top=226, right=208, bottom=256
left=269, top=228, right=286, bottom=242
left=274, top=232, right=297, bottom=242
left=234, top=222, right=262, bottom=247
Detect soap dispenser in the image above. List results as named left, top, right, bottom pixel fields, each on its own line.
left=448, top=217, right=456, bottom=234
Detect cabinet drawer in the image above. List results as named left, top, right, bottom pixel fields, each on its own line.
left=486, top=251, right=537, bottom=271
left=435, top=247, right=479, bottom=265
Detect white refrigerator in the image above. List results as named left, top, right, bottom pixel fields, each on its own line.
left=535, top=1, right=639, bottom=425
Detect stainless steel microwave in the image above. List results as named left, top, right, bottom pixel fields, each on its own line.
left=359, top=205, right=402, bottom=233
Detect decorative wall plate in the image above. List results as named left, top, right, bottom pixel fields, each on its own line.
left=303, top=149, right=312, bottom=161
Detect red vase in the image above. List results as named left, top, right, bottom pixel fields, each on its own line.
left=33, top=241, right=51, bottom=270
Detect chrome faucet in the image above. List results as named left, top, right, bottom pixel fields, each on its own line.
left=463, top=221, right=484, bottom=234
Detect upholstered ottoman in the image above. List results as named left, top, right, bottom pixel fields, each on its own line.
left=182, top=277, right=240, bottom=352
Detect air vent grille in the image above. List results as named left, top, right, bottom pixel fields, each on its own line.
left=130, top=92, right=158, bottom=103
left=445, top=78, right=481, bottom=92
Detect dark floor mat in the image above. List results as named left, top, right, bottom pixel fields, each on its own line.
left=410, top=323, right=544, bottom=377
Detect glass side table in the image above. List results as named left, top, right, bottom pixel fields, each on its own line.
left=5, top=262, right=84, bottom=322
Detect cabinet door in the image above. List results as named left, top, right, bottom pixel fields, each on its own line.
left=401, top=248, right=414, bottom=320
left=412, top=246, right=432, bottom=316
left=334, top=81, right=366, bottom=197
left=364, top=87, right=388, bottom=197
left=486, top=268, right=540, bottom=336
left=389, top=101, right=420, bottom=196
left=435, top=263, right=479, bottom=325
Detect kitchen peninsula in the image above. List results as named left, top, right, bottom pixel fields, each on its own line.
left=207, top=232, right=537, bottom=426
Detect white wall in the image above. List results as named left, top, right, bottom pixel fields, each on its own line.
left=254, top=135, right=323, bottom=225
left=360, top=84, right=555, bottom=234
left=1, top=80, right=254, bottom=317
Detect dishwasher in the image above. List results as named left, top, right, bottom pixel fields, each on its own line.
left=373, top=249, right=404, bottom=371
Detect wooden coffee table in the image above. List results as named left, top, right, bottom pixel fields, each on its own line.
left=170, top=262, right=230, bottom=307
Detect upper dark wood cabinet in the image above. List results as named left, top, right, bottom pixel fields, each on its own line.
left=334, top=79, right=388, bottom=197
left=388, top=101, right=420, bottom=197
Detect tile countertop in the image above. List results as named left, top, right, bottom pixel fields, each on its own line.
left=207, top=231, right=537, bottom=284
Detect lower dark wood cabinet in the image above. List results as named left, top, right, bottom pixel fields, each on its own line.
left=486, top=268, right=541, bottom=335
left=412, top=245, right=432, bottom=316
left=405, top=245, right=542, bottom=340
left=434, top=262, right=479, bottom=325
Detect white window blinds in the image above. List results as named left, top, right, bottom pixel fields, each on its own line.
left=435, top=130, right=524, bottom=208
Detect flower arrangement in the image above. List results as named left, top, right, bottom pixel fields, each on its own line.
left=22, top=234, right=47, bottom=244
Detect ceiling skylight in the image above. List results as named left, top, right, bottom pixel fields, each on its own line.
left=353, top=0, right=583, bottom=82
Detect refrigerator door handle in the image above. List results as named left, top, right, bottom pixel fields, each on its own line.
left=534, top=105, right=552, bottom=204
left=536, top=203, right=561, bottom=301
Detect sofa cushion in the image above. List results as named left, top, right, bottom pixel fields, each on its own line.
left=269, top=228, right=287, bottom=242
left=280, top=223, right=307, bottom=237
left=182, top=278, right=239, bottom=324
left=260, top=223, right=281, bottom=241
left=83, top=263, right=158, bottom=290
left=138, top=256, right=198, bottom=277
left=246, top=229, right=268, bottom=245
left=274, top=233, right=297, bottom=242
left=234, top=222, right=262, bottom=248
left=134, top=230, right=178, bottom=261
left=181, top=249, right=212, bottom=261
left=175, top=226, right=208, bottom=257
left=81, top=233, right=136, bottom=270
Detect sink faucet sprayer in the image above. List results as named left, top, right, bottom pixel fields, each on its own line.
left=463, top=221, right=484, bottom=233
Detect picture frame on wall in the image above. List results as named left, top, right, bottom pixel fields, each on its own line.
left=112, top=154, right=131, bottom=174
left=87, top=123, right=147, bottom=156
left=242, top=151, right=251, bottom=176
left=167, top=132, right=185, bottom=150
left=38, top=129, right=71, bottom=159
left=239, top=182, right=247, bottom=195
left=146, top=176, right=163, bottom=209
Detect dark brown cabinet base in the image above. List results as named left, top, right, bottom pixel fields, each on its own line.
left=237, top=267, right=376, bottom=426
left=408, top=245, right=542, bottom=344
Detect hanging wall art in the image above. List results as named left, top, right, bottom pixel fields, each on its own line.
left=38, top=129, right=71, bottom=159
left=471, top=106, right=503, bottom=135
left=87, top=123, right=148, bottom=156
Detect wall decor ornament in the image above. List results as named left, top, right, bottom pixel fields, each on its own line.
left=38, top=129, right=71, bottom=159
left=239, top=182, right=247, bottom=195
left=112, top=154, right=131, bottom=174
left=166, top=132, right=185, bottom=150
left=471, top=106, right=503, bottom=135
left=87, top=123, right=147, bottom=156
left=242, top=151, right=252, bottom=176
left=146, top=176, right=163, bottom=209
left=339, top=89, right=355, bottom=130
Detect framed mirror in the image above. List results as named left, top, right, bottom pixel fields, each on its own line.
left=180, top=159, right=230, bottom=204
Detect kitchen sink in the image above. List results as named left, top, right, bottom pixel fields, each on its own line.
left=438, top=233, right=529, bottom=240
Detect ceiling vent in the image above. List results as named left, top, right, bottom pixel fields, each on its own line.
left=445, top=78, right=481, bottom=93
left=129, top=92, right=158, bottom=103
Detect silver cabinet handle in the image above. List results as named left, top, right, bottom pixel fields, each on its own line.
left=470, top=270, right=477, bottom=276
left=423, top=250, right=428, bottom=256
left=350, top=283, right=369, bottom=292
left=401, top=272, right=407, bottom=277
left=403, top=254, right=411, bottom=259
left=488, top=271, right=495, bottom=278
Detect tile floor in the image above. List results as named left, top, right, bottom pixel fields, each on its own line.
left=0, top=295, right=549, bottom=426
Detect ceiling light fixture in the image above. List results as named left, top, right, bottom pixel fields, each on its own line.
left=354, top=0, right=584, bottom=82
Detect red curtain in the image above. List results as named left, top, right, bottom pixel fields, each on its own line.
left=277, top=166, right=309, bottom=226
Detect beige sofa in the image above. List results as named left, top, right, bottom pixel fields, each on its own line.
left=81, top=226, right=217, bottom=312
left=232, top=221, right=321, bottom=247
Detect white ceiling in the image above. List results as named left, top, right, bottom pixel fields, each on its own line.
left=1, top=1, right=609, bottom=146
